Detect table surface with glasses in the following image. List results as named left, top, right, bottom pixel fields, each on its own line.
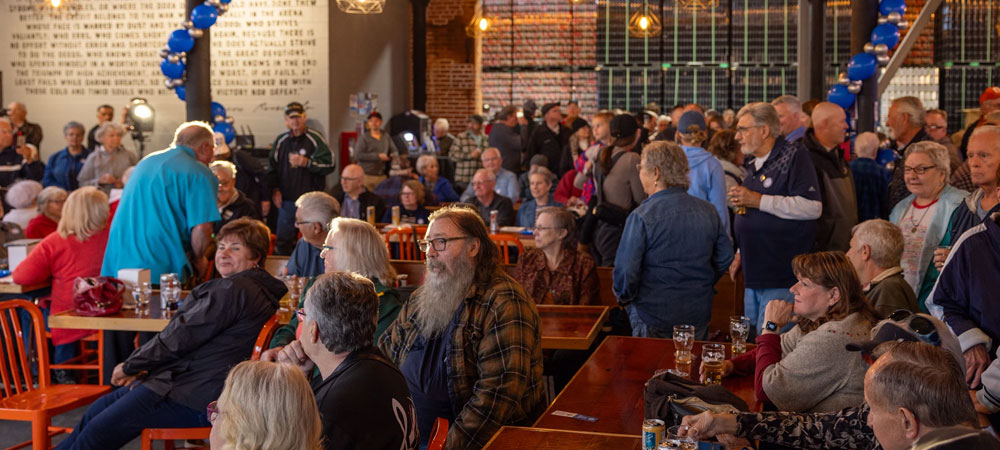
left=533, top=336, right=758, bottom=435
left=48, top=290, right=197, bottom=332
left=482, top=427, right=641, bottom=450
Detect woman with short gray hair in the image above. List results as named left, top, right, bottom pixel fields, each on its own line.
left=889, top=141, right=966, bottom=305
left=43, top=121, right=92, bottom=191
left=26, top=186, right=67, bottom=239
left=416, top=153, right=459, bottom=203
left=77, top=121, right=138, bottom=193
left=3, top=179, right=43, bottom=231
left=613, top=141, right=734, bottom=339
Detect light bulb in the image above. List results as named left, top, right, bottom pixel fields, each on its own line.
left=639, top=16, right=649, bottom=30
left=133, top=104, right=153, bottom=119
left=478, top=17, right=489, bottom=31
left=51, top=0, right=61, bottom=7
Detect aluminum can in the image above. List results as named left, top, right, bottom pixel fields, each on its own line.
left=367, top=206, right=376, bottom=225
left=642, top=419, right=665, bottom=450
left=391, top=205, right=400, bottom=226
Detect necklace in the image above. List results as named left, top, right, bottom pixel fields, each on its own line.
left=907, top=197, right=939, bottom=233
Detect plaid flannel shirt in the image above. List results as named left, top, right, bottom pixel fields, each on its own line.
left=452, top=130, right=488, bottom=185
left=378, top=269, right=545, bottom=449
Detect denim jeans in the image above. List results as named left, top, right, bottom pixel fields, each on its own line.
left=743, top=287, right=795, bottom=338
left=626, top=305, right=710, bottom=340
left=55, top=385, right=209, bottom=450
left=275, top=199, right=298, bottom=256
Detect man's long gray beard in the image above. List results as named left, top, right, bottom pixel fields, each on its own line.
left=412, top=256, right=476, bottom=339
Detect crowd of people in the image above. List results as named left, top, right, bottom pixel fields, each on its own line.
left=3, top=85, right=999, bottom=450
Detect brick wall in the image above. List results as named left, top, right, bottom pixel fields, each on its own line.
left=424, top=0, right=479, bottom=133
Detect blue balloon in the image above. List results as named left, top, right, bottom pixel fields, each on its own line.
left=828, top=84, right=856, bottom=109
left=191, top=4, right=218, bottom=29
left=847, top=53, right=878, bottom=81
left=879, top=0, right=906, bottom=17
left=160, top=59, right=186, bottom=79
left=176, top=85, right=187, bottom=101
left=210, top=102, right=226, bottom=119
left=870, top=23, right=900, bottom=49
left=220, top=0, right=232, bottom=3
left=214, top=122, right=236, bottom=144
left=167, top=29, right=195, bottom=53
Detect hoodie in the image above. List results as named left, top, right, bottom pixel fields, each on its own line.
left=682, top=145, right=730, bottom=233
left=944, top=187, right=1000, bottom=247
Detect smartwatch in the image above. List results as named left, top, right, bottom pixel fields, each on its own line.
left=763, top=321, right=779, bottom=332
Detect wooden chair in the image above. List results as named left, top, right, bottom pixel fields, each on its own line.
left=427, top=417, right=449, bottom=450
left=0, top=300, right=111, bottom=450
left=140, top=314, right=281, bottom=450
left=48, top=331, right=103, bottom=385
left=384, top=226, right=421, bottom=260
left=489, top=233, right=524, bottom=264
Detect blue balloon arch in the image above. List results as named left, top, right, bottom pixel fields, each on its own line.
left=827, top=0, right=909, bottom=109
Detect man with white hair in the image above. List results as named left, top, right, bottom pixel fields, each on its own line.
left=801, top=102, right=858, bottom=252
left=846, top=219, right=917, bottom=316
left=210, top=161, right=261, bottom=235
left=887, top=96, right=932, bottom=208
left=850, top=132, right=891, bottom=221
left=431, top=117, right=455, bottom=156
left=728, top=102, right=821, bottom=334
left=5, top=101, right=42, bottom=148
left=0, top=118, right=43, bottom=190
left=467, top=168, right=514, bottom=227
left=460, top=147, right=519, bottom=203
left=771, top=95, right=807, bottom=143
left=284, top=191, right=341, bottom=278
left=379, top=205, right=544, bottom=449
left=941, top=125, right=1000, bottom=251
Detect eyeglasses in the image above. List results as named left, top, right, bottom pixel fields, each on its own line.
left=319, top=245, right=336, bottom=258
left=903, top=165, right=937, bottom=175
left=887, top=309, right=941, bottom=346
left=341, top=176, right=361, bottom=182
left=296, top=308, right=307, bottom=320
left=207, top=401, right=220, bottom=424
left=417, top=236, right=470, bottom=252
left=926, top=125, right=945, bottom=130
left=734, top=125, right=763, bottom=135
left=295, top=221, right=319, bottom=227
left=533, top=226, right=564, bottom=231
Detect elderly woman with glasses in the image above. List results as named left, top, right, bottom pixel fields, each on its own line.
left=209, top=360, right=322, bottom=450
left=54, top=218, right=285, bottom=450
left=416, top=153, right=459, bottom=203
left=512, top=206, right=598, bottom=305
left=888, top=141, right=966, bottom=308
left=266, top=217, right=401, bottom=355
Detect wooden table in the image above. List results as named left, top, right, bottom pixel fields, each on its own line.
left=48, top=292, right=198, bottom=332
left=534, top=336, right=756, bottom=435
left=483, top=426, right=640, bottom=450
left=537, top=305, right=608, bottom=350
left=0, top=281, right=49, bottom=294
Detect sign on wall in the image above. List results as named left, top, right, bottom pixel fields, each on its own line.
left=0, top=0, right=329, bottom=158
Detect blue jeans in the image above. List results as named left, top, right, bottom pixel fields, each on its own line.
left=744, top=287, right=795, bottom=338
left=626, top=305, right=710, bottom=340
left=55, top=385, right=209, bottom=450
left=275, top=199, right=298, bottom=256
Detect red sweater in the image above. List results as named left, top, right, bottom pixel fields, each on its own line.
left=13, top=227, right=110, bottom=345
left=25, top=214, right=58, bottom=239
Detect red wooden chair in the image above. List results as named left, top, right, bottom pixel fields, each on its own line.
left=48, top=331, right=103, bottom=385
left=385, top=226, right=421, bottom=260
left=489, top=233, right=524, bottom=264
left=0, top=300, right=111, bottom=450
left=141, top=314, right=281, bottom=450
left=427, top=417, right=449, bottom=450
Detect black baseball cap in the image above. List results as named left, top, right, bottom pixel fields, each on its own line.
left=610, top=113, right=640, bottom=146
left=285, top=102, right=305, bottom=117
left=541, top=102, right=560, bottom=116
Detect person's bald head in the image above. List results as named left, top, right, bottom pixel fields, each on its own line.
left=341, top=164, right=365, bottom=197
left=5, top=102, right=26, bottom=123
left=481, top=147, right=502, bottom=172
left=172, top=121, right=216, bottom=165
left=811, top=102, right=848, bottom=148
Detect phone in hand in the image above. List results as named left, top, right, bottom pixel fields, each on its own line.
left=16, top=135, right=26, bottom=148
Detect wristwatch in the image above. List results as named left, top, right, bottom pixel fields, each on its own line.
left=763, top=321, right=779, bottom=332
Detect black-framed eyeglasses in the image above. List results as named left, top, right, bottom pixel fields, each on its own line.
left=903, top=165, right=937, bottom=175
left=888, top=309, right=941, bottom=346
left=320, top=245, right=335, bottom=258
left=207, top=401, right=220, bottom=424
left=417, top=236, right=470, bottom=252
left=735, top=125, right=763, bottom=135
left=295, top=221, right=319, bottom=226
left=296, top=308, right=307, bottom=320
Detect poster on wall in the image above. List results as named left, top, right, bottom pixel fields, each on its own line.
left=0, top=0, right=329, bottom=159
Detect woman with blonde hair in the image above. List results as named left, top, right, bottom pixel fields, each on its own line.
left=13, top=186, right=110, bottom=377
left=269, top=217, right=400, bottom=350
left=209, top=360, right=322, bottom=450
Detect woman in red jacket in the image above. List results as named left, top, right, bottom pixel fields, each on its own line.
left=13, top=186, right=110, bottom=368
left=25, top=186, right=67, bottom=239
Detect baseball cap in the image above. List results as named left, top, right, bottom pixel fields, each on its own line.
left=677, top=110, right=707, bottom=133
left=846, top=309, right=966, bottom=374
left=468, top=114, right=484, bottom=124
left=285, top=102, right=305, bottom=117
left=981, top=87, right=1000, bottom=105
left=609, top=113, right=640, bottom=146
left=523, top=99, right=538, bottom=113
left=541, top=102, right=560, bottom=116
left=643, top=110, right=659, bottom=121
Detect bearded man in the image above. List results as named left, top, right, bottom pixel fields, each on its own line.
left=379, top=205, right=545, bottom=449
